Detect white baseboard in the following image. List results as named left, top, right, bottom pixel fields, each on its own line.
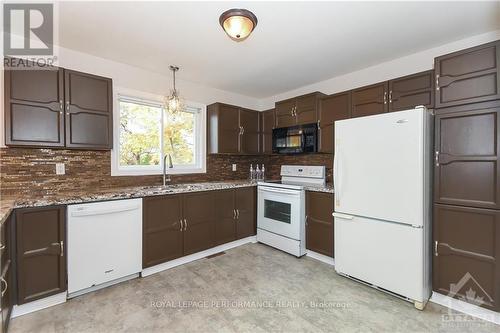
left=68, top=273, right=139, bottom=299
left=141, top=236, right=257, bottom=277
left=12, top=292, right=67, bottom=318
left=430, top=292, right=500, bottom=325
left=306, top=250, right=335, bottom=266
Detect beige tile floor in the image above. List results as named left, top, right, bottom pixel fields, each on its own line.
left=10, top=243, right=500, bottom=332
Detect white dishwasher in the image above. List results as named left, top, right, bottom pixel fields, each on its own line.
left=67, top=198, right=142, bottom=297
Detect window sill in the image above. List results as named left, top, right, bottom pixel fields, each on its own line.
left=111, top=168, right=207, bottom=176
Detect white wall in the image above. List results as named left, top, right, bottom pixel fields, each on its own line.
left=259, top=30, right=500, bottom=110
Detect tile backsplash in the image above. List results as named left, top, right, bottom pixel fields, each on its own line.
left=0, top=148, right=332, bottom=197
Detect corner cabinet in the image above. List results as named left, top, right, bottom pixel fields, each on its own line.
left=305, top=191, right=334, bottom=257
left=15, top=206, right=66, bottom=304
left=435, top=40, right=500, bottom=108
left=4, top=61, right=113, bottom=150
left=275, top=92, right=325, bottom=128
left=207, top=103, right=260, bottom=154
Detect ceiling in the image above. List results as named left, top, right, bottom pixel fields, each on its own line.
left=59, top=1, right=500, bottom=99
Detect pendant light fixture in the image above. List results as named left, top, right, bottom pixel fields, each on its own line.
left=164, top=65, right=185, bottom=115
left=219, top=8, right=258, bottom=42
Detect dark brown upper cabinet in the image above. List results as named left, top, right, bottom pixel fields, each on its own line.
left=306, top=191, right=334, bottom=257
left=4, top=61, right=113, bottom=150
left=434, top=101, right=500, bottom=210
left=4, top=65, right=65, bottom=147
left=351, top=82, right=389, bottom=118
left=142, top=195, right=183, bottom=268
left=435, top=40, right=500, bottom=108
left=433, top=203, right=500, bottom=312
left=15, top=206, right=66, bottom=304
left=260, top=109, right=275, bottom=154
left=64, top=70, right=113, bottom=149
left=388, top=70, right=435, bottom=112
left=182, top=191, right=216, bottom=256
left=275, top=92, right=325, bottom=128
left=207, top=103, right=260, bottom=154
left=318, top=92, right=350, bottom=153
left=239, top=108, right=260, bottom=155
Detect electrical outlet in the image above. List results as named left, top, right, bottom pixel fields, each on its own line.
left=55, top=163, right=65, bottom=175
left=232, top=164, right=237, bottom=172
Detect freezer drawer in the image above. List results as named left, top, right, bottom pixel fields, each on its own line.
left=67, top=199, right=142, bottom=295
left=334, top=213, right=427, bottom=302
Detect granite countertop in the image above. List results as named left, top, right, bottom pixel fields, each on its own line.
left=0, top=180, right=334, bottom=225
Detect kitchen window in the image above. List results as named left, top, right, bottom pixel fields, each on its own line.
left=111, top=94, right=206, bottom=176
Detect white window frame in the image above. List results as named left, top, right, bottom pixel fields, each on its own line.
left=111, top=88, right=206, bottom=176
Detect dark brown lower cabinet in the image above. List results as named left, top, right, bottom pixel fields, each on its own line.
left=433, top=203, right=500, bottom=311
left=235, top=187, right=256, bottom=239
left=182, top=192, right=216, bottom=256
left=142, top=195, right=183, bottom=268
left=305, top=191, right=334, bottom=257
left=1, top=213, right=14, bottom=332
left=214, top=187, right=256, bottom=245
left=15, top=206, right=66, bottom=305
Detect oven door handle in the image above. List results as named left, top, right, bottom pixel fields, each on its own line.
left=258, top=187, right=300, bottom=196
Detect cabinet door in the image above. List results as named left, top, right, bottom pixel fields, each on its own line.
left=214, top=190, right=236, bottom=246
left=1, top=214, right=13, bottom=332
left=261, top=109, right=275, bottom=154
left=388, top=70, right=434, bottom=112
left=143, top=195, right=183, bottom=268
left=218, top=104, right=240, bottom=153
left=275, top=99, right=296, bottom=128
left=183, top=192, right=216, bottom=255
left=4, top=66, right=64, bottom=147
left=16, top=206, right=66, bottom=304
left=433, top=204, right=500, bottom=311
left=351, top=82, right=388, bottom=118
left=435, top=105, right=500, bottom=209
left=318, top=92, right=350, bottom=153
left=239, top=108, right=260, bottom=154
left=306, top=192, right=334, bottom=257
left=435, top=41, right=500, bottom=108
left=235, top=187, right=256, bottom=239
left=295, top=94, right=318, bottom=125
left=64, top=70, right=113, bottom=149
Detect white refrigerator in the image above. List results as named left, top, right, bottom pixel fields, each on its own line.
left=333, top=107, right=432, bottom=309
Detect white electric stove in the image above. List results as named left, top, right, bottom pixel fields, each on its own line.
left=257, top=165, right=326, bottom=257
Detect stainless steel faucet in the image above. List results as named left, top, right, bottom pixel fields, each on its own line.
left=163, top=154, right=173, bottom=186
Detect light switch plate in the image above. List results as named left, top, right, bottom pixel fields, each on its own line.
left=56, top=163, right=65, bottom=175
left=232, top=164, right=237, bottom=171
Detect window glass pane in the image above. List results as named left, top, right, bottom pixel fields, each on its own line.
left=163, top=110, right=196, bottom=166
left=119, top=101, right=161, bottom=166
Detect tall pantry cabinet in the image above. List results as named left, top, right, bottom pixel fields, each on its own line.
left=432, top=40, right=500, bottom=312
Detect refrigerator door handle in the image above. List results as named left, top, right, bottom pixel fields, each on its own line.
left=334, top=141, right=341, bottom=206
left=332, top=212, right=354, bottom=220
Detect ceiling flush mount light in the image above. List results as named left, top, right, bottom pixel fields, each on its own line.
left=164, top=65, right=185, bottom=115
left=219, top=8, right=258, bottom=42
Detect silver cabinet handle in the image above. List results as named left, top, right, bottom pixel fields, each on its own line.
left=179, top=219, right=183, bottom=231
left=59, top=100, right=63, bottom=113
left=383, top=92, right=387, bottom=105
left=184, top=219, right=187, bottom=231
left=0, top=277, right=7, bottom=297
left=305, top=215, right=308, bottom=226
left=241, top=126, right=244, bottom=135
left=60, top=241, right=64, bottom=257
left=389, top=90, right=393, bottom=103
left=435, top=151, right=440, bottom=167
left=233, top=209, right=236, bottom=219
left=236, top=209, right=240, bottom=219
left=434, top=241, right=439, bottom=257
left=65, top=101, right=70, bottom=111
left=0, top=244, right=5, bottom=251
left=435, top=74, right=440, bottom=91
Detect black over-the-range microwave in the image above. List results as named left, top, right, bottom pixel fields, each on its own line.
left=272, top=123, right=318, bottom=154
